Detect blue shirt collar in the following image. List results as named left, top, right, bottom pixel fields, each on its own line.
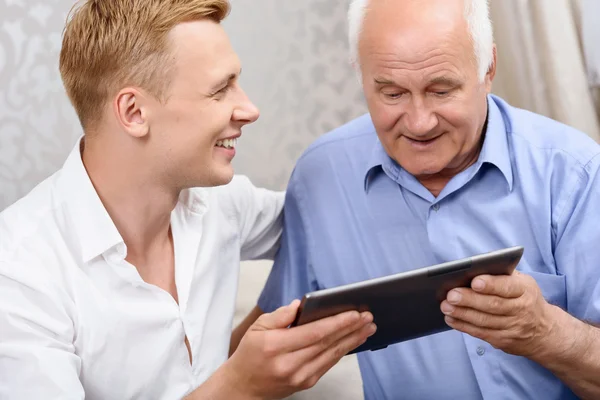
left=364, top=94, right=513, bottom=192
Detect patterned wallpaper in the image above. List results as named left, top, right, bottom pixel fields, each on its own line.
left=0, top=0, right=366, bottom=210
left=0, top=0, right=81, bottom=210
left=225, top=0, right=367, bottom=191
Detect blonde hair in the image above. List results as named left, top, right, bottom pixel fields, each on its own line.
left=59, top=0, right=231, bottom=130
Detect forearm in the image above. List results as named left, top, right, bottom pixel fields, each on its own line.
left=184, top=360, right=258, bottom=400
left=230, top=306, right=265, bottom=357
left=534, top=305, right=600, bottom=399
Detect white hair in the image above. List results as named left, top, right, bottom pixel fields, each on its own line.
left=348, top=0, right=494, bottom=82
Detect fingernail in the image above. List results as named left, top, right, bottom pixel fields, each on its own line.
left=447, top=290, right=462, bottom=304
left=361, top=312, right=373, bottom=323
left=441, top=302, right=455, bottom=315
left=445, top=316, right=456, bottom=325
left=368, top=323, right=377, bottom=335
left=345, top=311, right=359, bottom=323
left=472, top=279, right=485, bottom=291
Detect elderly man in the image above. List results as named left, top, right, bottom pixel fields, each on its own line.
left=0, top=1, right=376, bottom=399
left=234, top=0, right=600, bottom=398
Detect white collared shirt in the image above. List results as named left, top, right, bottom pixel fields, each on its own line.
left=0, top=139, right=284, bottom=399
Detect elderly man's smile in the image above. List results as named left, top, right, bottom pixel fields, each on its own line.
left=402, top=133, right=444, bottom=149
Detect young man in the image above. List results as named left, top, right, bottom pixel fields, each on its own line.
left=0, top=1, right=375, bottom=399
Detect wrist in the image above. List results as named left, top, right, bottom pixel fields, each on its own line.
left=185, top=359, right=260, bottom=400
left=532, top=304, right=585, bottom=367
left=219, top=358, right=262, bottom=400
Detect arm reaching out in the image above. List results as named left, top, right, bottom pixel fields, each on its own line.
left=190, top=300, right=375, bottom=400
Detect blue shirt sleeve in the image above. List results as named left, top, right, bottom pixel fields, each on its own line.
left=257, top=171, right=319, bottom=313
left=553, top=153, right=600, bottom=323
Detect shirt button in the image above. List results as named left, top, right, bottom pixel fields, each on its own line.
left=432, top=204, right=440, bottom=212
left=476, top=346, right=485, bottom=356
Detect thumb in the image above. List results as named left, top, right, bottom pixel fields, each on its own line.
left=252, top=299, right=301, bottom=331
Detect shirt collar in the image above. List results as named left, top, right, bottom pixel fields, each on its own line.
left=57, top=137, right=124, bottom=263
left=363, top=138, right=394, bottom=192
left=476, top=94, right=514, bottom=191
left=56, top=138, right=210, bottom=264
left=363, top=94, right=513, bottom=192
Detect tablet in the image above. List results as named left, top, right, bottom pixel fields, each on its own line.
left=290, top=246, right=524, bottom=354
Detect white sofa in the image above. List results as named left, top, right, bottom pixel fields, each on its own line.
left=234, top=260, right=364, bottom=400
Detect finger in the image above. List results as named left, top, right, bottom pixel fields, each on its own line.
left=280, top=310, right=373, bottom=353
left=441, top=303, right=510, bottom=330
left=445, top=289, right=518, bottom=316
left=253, top=299, right=301, bottom=331
left=444, top=316, right=502, bottom=346
left=291, top=314, right=376, bottom=364
left=471, top=273, right=525, bottom=298
left=294, top=322, right=377, bottom=389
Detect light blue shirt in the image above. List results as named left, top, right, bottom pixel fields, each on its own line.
left=258, top=95, right=600, bottom=400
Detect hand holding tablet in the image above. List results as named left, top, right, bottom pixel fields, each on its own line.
left=290, top=246, right=524, bottom=354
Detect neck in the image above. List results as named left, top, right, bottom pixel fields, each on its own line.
left=418, top=121, right=488, bottom=197
left=417, top=144, right=482, bottom=197
left=81, top=135, right=179, bottom=260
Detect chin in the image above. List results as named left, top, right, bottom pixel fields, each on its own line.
left=184, top=167, right=234, bottom=189
left=216, top=174, right=234, bottom=186
left=402, top=161, right=445, bottom=178
left=211, top=166, right=235, bottom=186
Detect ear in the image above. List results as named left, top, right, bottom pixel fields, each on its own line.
left=484, top=44, right=497, bottom=93
left=113, top=88, right=150, bottom=138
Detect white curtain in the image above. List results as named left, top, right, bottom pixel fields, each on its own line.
left=580, top=0, right=600, bottom=87
left=490, top=0, right=600, bottom=142
left=580, top=0, right=600, bottom=117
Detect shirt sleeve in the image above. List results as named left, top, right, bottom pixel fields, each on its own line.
left=0, top=261, right=84, bottom=400
left=231, top=175, right=285, bottom=261
left=257, top=172, right=319, bottom=313
left=553, top=153, right=600, bottom=323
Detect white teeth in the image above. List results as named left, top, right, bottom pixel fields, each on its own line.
left=216, top=138, right=237, bottom=149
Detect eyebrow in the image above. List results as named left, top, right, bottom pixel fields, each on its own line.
left=373, top=76, right=463, bottom=87
left=428, top=76, right=462, bottom=87
left=374, top=77, right=395, bottom=85
left=210, top=69, right=242, bottom=93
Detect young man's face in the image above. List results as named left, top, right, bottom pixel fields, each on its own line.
left=148, top=19, right=259, bottom=189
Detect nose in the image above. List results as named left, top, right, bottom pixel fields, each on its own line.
left=403, top=96, right=438, bottom=137
left=232, top=87, right=260, bottom=125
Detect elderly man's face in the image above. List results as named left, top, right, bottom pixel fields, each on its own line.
left=359, top=0, right=494, bottom=184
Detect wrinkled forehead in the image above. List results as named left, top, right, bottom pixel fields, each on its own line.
left=358, top=0, right=473, bottom=67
